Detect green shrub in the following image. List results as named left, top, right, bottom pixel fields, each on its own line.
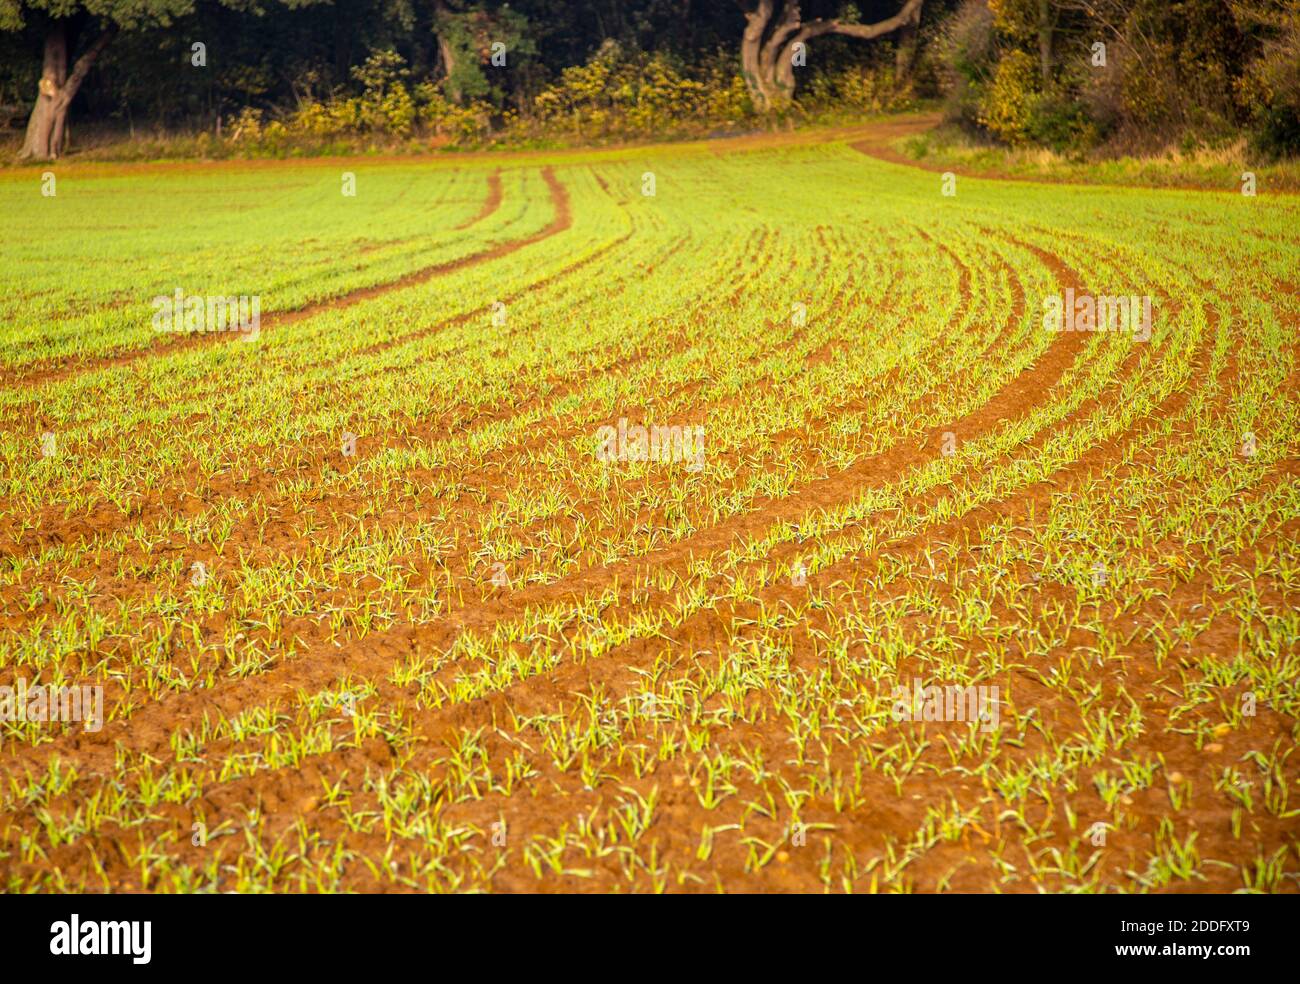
left=1241, top=6, right=1300, bottom=159
left=934, top=0, right=998, bottom=131
left=1250, top=105, right=1300, bottom=159
left=801, top=64, right=915, bottom=115
left=978, top=49, right=1037, bottom=145
left=528, top=42, right=753, bottom=142
left=1025, top=94, right=1094, bottom=152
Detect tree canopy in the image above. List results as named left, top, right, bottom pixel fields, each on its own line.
left=2, top=1, right=1295, bottom=160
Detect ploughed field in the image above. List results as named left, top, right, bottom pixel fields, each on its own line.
left=1, top=126, right=1298, bottom=893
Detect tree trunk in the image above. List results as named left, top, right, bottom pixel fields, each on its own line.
left=437, top=33, right=460, bottom=102
left=18, top=23, right=68, bottom=161
left=741, top=1, right=776, bottom=112
left=1037, top=0, right=1055, bottom=85
left=761, top=1, right=804, bottom=106
left=894, top=21, right=919, bottom=81
left=434, top=0, right=463, bottom=104
left=18, top=22, right=114, bottom=161
left=772, top=45, right=796, bottom=101
left=742, top=0, right=925, bottom=110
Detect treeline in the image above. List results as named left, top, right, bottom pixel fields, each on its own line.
left=939, top=0, right=1300, bottom=158
left=1, top=1, right=1295, bottom=160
